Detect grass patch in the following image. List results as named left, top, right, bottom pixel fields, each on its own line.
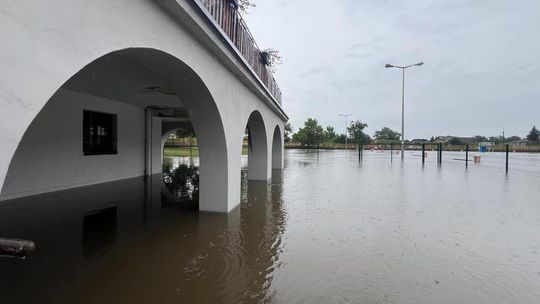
left=164, top=146, right=249, bottom=157
left=164, top=147, right=199, bottom=157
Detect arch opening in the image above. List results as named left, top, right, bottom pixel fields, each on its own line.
left=272, top=125, right=283, bottom=170
left=161, top=124, right=199, bottom=206
left=243, top=111, right=270, bottom=181
left=0, top=48, right=231, bottom=212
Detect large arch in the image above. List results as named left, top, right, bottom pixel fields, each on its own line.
left=244, top=111, right=270, bottom=181
left=0, top=48, right=231, bottom=212
left=272, top=125, right=283, bottom=170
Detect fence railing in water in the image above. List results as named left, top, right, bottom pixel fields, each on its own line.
left=196, top=0, right=282, bottom=104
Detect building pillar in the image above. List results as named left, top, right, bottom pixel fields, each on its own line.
left=151, top=117, right=162, bottom=175
left=144, top=109, right=153, bottom=176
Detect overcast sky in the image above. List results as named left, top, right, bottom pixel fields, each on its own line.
left=244, top=0, right=540, bottom=139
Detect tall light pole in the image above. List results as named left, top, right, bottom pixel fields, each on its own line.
left=339, top=113, right=352, bottom=151
left=385, top=62, right=424, bottom=160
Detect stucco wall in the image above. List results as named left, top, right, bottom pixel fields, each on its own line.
left=151, top=117, right=163, bottom=175
left=0, top=0, right=286, bottom=212
left=0, top=89, right=146, bottom=200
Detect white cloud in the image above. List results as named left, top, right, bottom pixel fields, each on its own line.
left=244, top=0, right=540, bottom=138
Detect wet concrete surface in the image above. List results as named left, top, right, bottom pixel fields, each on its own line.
left=0, top=150, right=539, bottom=303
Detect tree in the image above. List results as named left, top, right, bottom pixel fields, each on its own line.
left=333, top=134, right=347, bottom=144
left=347, top=120, right=369, bottom=145
left=363, top=134, right=373, bottom=145
left=526, top=126, right=540, bottom=142
left=292, top=118, right=324, bottom=148
left=260, top=48, right=282, bottom=72
left=448, top=137, right=462, bottom=145
left=489, top=136, right=504, bottom=144
left=237, top=0, right=255, bottom=14
left=175, top=128, right=192, bottom=138
left=374, top=127, right=401, bottom=143
left=474, top=135, right=488, bottom=143
left=284, top=122, right=293, bottom=142
left=292, top=131, right=305, bottom=145
left=506, top=136, right=522, bottom=142
left=411, top=138, right=428, bottom=144
left=324, top=126, right=337, bottom=142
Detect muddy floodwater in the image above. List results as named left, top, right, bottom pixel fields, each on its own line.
left=1, top=150, right=540, bottom=303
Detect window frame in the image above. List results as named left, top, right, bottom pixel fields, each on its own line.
left=83, top=110, right=118, bottom=156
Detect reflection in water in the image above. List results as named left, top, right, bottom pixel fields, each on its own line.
left=82, top=207, right=117, bottom=258
left=162, top=158, right=199, bottom=203
left=1, top=151, right=540, bottom=303
left=0, top=157, right=286, bottom=303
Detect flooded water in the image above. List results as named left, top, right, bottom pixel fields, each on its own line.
left=1, top=150, right=539, bottom=303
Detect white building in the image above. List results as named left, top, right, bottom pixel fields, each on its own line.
left=0, top=0, right=287, bottom=213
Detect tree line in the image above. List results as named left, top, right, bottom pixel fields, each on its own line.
left=284, top=119, right=540, bottom=148
left=284, top=118, right=398, bottom=148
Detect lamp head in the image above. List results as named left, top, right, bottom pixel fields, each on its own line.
left=415, top=62, right=424, bottom=66
left=385, top=64, right=393, bottom=68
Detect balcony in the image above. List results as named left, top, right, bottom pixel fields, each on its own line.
left=194, top=0, right=282, bottom=104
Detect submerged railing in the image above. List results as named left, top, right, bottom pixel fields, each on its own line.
left=196, top=0, right=282, bottom=104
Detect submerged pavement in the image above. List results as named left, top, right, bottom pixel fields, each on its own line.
left=0, top=150, right=539, bottom=303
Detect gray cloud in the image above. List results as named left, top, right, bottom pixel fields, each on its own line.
left=244, top=0, right=540, bottom=138
left=299, top=65, right=332, bottom=78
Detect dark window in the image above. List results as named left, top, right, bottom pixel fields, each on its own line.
left=83, top=110, right=117, bottom=155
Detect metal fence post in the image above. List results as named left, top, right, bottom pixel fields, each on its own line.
left=421, top=143, right=425, bottom=164
left=506, top=144, right=509, bottom=173
left=465, top=144, right=469, bottom=168
left=438, top=143, right=443, bottom=165
left=441, top=144, right=443, bottom=164
left=436, top=143, right=440, bottom=164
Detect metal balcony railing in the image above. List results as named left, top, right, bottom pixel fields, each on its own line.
left=197, top=0, right=282, bottom=104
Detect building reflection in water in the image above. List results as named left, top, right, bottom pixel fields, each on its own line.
left=0, top=156, right=287, bottom=303
left=82, top=207, right=118, bottom=258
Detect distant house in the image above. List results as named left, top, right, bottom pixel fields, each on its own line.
left=479, top=141, right=496, bottom=147
left=433, top=136, right=475, bottom=144
left=479, top=141, right=495, bottom=152
left=454, top=137, right=476, bottom=144
left=433, top=136, right=451, bottom=143
left=411, top=138, right=429, bottom=144
left=508, top=140, right=528, bottom=147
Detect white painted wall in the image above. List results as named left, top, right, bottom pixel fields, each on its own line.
left=0, top=89, right=146, bottom=200
left=151, top=117, right=163, bottom=175
left=0, top=0, right=287, bottom=212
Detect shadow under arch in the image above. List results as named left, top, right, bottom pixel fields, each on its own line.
left=272, top=124, right=283, bottom=170
left=0, top=47, right=231, bottom=212
left=244, top=110, right=269, bottom=181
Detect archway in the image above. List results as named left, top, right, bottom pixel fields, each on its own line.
left=161, top=125, right=199, bottom=204
left=0, top=48, right=230, bottom=212
left=244, top=111, right=269, bottom=181
left=272, top=125, right=283, bottom=170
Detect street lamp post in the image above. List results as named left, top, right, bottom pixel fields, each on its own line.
left=385, top=62, right=424, bottom=160
left=339, top=113, right=352, bottom=151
